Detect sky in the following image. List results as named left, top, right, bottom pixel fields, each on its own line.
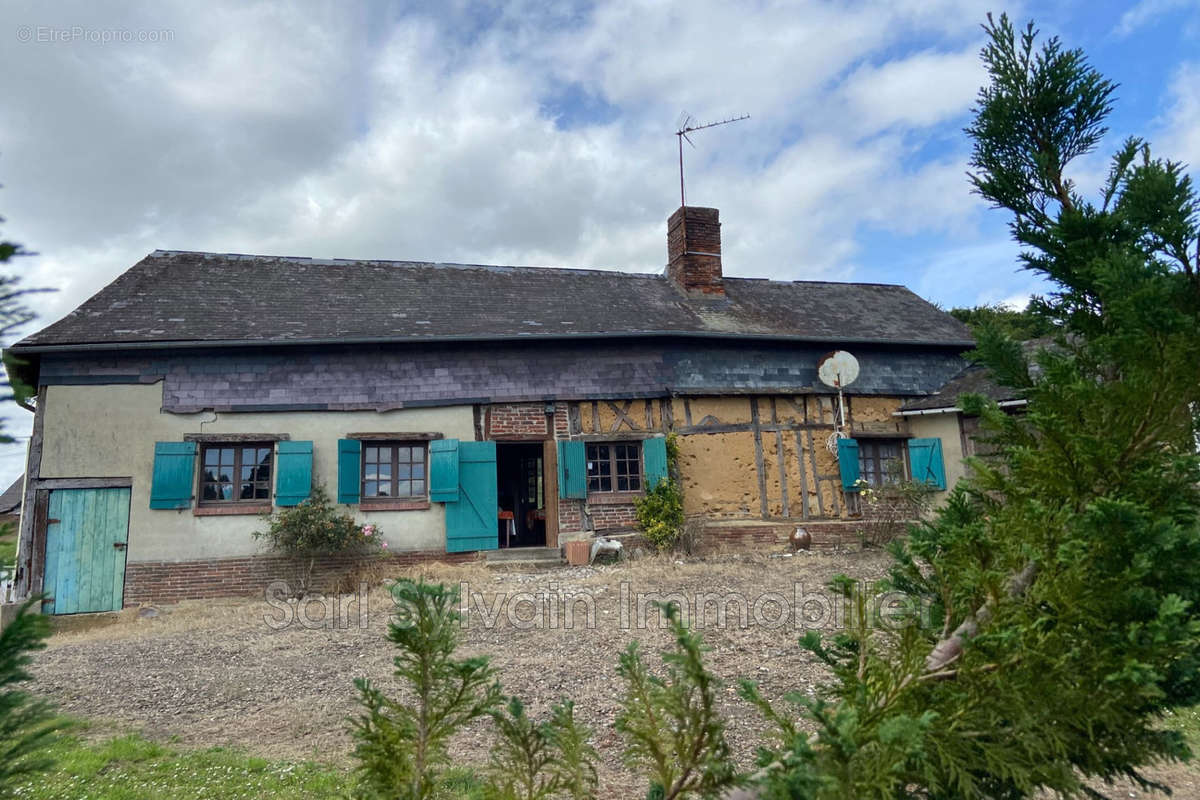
left=0, top=0, right=1197, bottom=487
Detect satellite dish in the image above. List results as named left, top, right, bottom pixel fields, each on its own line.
left=818, top=351, right=860, bottom=389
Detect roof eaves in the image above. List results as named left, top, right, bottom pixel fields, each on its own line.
left=7, top=329, right=978, bottom=354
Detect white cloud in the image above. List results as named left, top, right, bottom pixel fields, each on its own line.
left=1113, top=0, right=1193, bottom=37
left=0, top=0, right=1063, bottom=486
left=1156, top=62, right=1200, bottom=169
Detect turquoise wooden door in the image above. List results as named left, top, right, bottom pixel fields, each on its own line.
left=445, top=441, right=499, bottom=553
left=43, top=488, right=131, bottom=614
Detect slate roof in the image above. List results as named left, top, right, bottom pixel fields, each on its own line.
left=898, top=364, right=1021, bottom=411
left=11, top=250, right=973, bottom=351
left=0, top=477, right=22, bottom=514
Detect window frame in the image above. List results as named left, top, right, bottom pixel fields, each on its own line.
left=586, top=441, right=643, bottom=495
left=198, top=442, right=275, bottom=506
left=856, top=438, right=910, bottom=488
left=359, top=440, right=429, bottom=503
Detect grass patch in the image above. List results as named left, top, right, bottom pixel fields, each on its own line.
left=12, top=731, right=350, bottom=800
left=1163, top=705, right=1200, bottom=752
left=12, top=727, right=487, bottom=799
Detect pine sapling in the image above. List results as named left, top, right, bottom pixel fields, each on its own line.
left=616, top=603, right=737, bottom=800
left=351, top=580, right=501, bottom=799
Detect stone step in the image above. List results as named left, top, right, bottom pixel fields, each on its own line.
left=484, top=546, right=563, bottom=565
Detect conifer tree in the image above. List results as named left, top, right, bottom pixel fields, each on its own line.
left=743, top=14, right=1200, bottom=798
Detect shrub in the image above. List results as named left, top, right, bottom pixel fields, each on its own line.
left=0, top=597, right=69, bottom=797
left=253, top=484, right=383, bottom=594
left=634, top=434, right=686, bottom=552
left=851, top=478, right=935, bottom=548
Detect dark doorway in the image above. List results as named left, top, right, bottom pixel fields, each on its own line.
left=496, top=442, right=546, bottom=548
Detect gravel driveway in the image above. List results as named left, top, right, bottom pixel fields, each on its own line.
left=30, top=550, right=1199, bottom=799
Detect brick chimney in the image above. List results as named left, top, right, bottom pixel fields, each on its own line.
left=667, top=206, right=724, bottom=295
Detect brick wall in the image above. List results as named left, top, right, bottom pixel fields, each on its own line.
left=591, top=503, right=638, bottom=531
left=123, top=550, right=480, bottom=605
left=667, top=206, right=724, bottom=295
left=559, top=499, right=584, bottom=534
left=698, top=520, right=867, bottom=553
left=487, top=403, right=547, bottom=437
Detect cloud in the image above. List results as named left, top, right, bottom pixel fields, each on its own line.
left=0, top=0, right=1059, bottom=486
left=1113, top=0, right=1193, bottom=37
left=1156, top=62, right=1200, bottom=169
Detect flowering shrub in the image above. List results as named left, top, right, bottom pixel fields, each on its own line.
left=254, top=485, right=384, bottom=593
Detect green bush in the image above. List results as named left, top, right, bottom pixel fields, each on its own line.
left=634, top=434, right=685, bottom=552
left=254, top=485, right=382, bottom=593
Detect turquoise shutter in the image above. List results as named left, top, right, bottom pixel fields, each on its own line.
left=643, top=437, right=669, bottom=489
left=557, top=440, right=587, bottom=499
left=430, top=439, right=460, bottom=502
left=445, top=441, right=498, bottom=553
left=836, top=438, right=860, bottom=490
left=275, top=441, right=313, bottom=506
left=149, top=441, right=197, bottom=509
left=337, top=439, right=362, bottom=504
left=908, top=437, right=946, bottom=490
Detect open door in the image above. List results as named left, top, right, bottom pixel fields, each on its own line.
left=444, top=441, right=499, bottom=553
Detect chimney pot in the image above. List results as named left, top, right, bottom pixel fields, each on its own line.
left=667, top=206, right=724, bottom=295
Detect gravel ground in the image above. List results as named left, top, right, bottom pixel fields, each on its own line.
left=30, top=550, right=1200, bottom=799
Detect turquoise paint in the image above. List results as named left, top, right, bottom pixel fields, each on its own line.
left=43, top=488, right=131, bottom=615
left=337, top=439, right=362, bottom=504
left=837, top=438, right=860, bottom=489
left=149, top=441, right=197, bottom=509
left=557, top=440, right=586, bottom=499
left=908, top=437, right=947, bottom=490
left=275, top=441, right=314, bottom=506
left=429, top=439, right=460, bottom=502
left=642, top=437, right=669, bottom=489
left=445, top=441, right=498, bottom=553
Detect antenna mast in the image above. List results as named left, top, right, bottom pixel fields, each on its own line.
left=675, top=112, right=750, bottom=207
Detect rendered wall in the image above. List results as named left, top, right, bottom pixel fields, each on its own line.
left=38, top=383, right=475, bottom=562
left=906, top=411, right=968, bottom=503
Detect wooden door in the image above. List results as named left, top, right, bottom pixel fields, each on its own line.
left=42, top=488, right=131, bottom=614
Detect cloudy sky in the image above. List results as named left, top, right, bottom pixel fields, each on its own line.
left=0, top=0, right=1197, bottom=486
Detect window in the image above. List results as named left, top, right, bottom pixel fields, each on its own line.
left=586, top=442, right=642, bottom=493
left=362, top=442, right=427, bottom=500
left=857, top=439, right=907, bottom=488
left=201, top=443, right=273, bottom=503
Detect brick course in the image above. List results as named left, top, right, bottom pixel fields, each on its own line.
left=123, top=550, right=480, bottom=605
left=487, top=403, right=547, bottom=436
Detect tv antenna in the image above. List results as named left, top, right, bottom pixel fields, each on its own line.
left=675, top=111, right=749, bottom=207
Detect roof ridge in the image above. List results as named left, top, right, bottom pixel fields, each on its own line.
left=149, top=249, right=662, bottom=279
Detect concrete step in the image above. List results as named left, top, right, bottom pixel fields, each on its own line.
left=484, top=546, right=563, bottom=566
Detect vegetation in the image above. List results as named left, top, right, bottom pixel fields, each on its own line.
left=616, top=603, right=736, bottom=800
left=851, top=478, right=936, bottom=548
left=0, top=598, right=69, bottom=797
left=738, top=14, right=1200, bottom=797
left=948, top=301, right=1056, bottom=341
left=254, top=485, right=383, bottom=593
left=634, top=434, right=686, bottom=552
left=354, top=15, right=1200, bottom=799
left=352, top=580, right=502, bottom=799
left=9, top=729, right=351, bottom=800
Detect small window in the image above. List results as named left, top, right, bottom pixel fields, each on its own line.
left=200, top=443, right=273, bottom=503
left=586, top=442, right=642, bottom=493
left=857, top=439, right=907, bottom=488
left=362, top=442, right=428, bottom=500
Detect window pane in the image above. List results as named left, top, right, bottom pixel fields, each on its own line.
left=241, top=465, right=254, bottom=482
left=412, top=463, right=425, bottom=479
left=219, top=482, right=232, bottom=500
left=365, top=447, right=377, bottom=462
left=202, top=484, right=219, bottom=501
left=411, top=480, right=425, bottom=496
left=204, top=449, right=220, bottom=466
left=396, top=446, right=410, bottom=463
left=364, top=480, right=378, bottom=497
left=378, top=462, right=392, bottom=479
left=397, top=463, right=410, bottom=479
left=397, top=480, right=412, bottom=497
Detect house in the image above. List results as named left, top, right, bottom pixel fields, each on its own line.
left=5, top=206, right=973, bottom=612
left=0, top=476, right=22, bottom=529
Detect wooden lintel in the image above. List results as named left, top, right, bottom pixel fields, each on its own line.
left=345, top=432, right=445, bottom=441
left=184, top=432, right=290, bottom=442
left=35, top=477, right=133, bottom=490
